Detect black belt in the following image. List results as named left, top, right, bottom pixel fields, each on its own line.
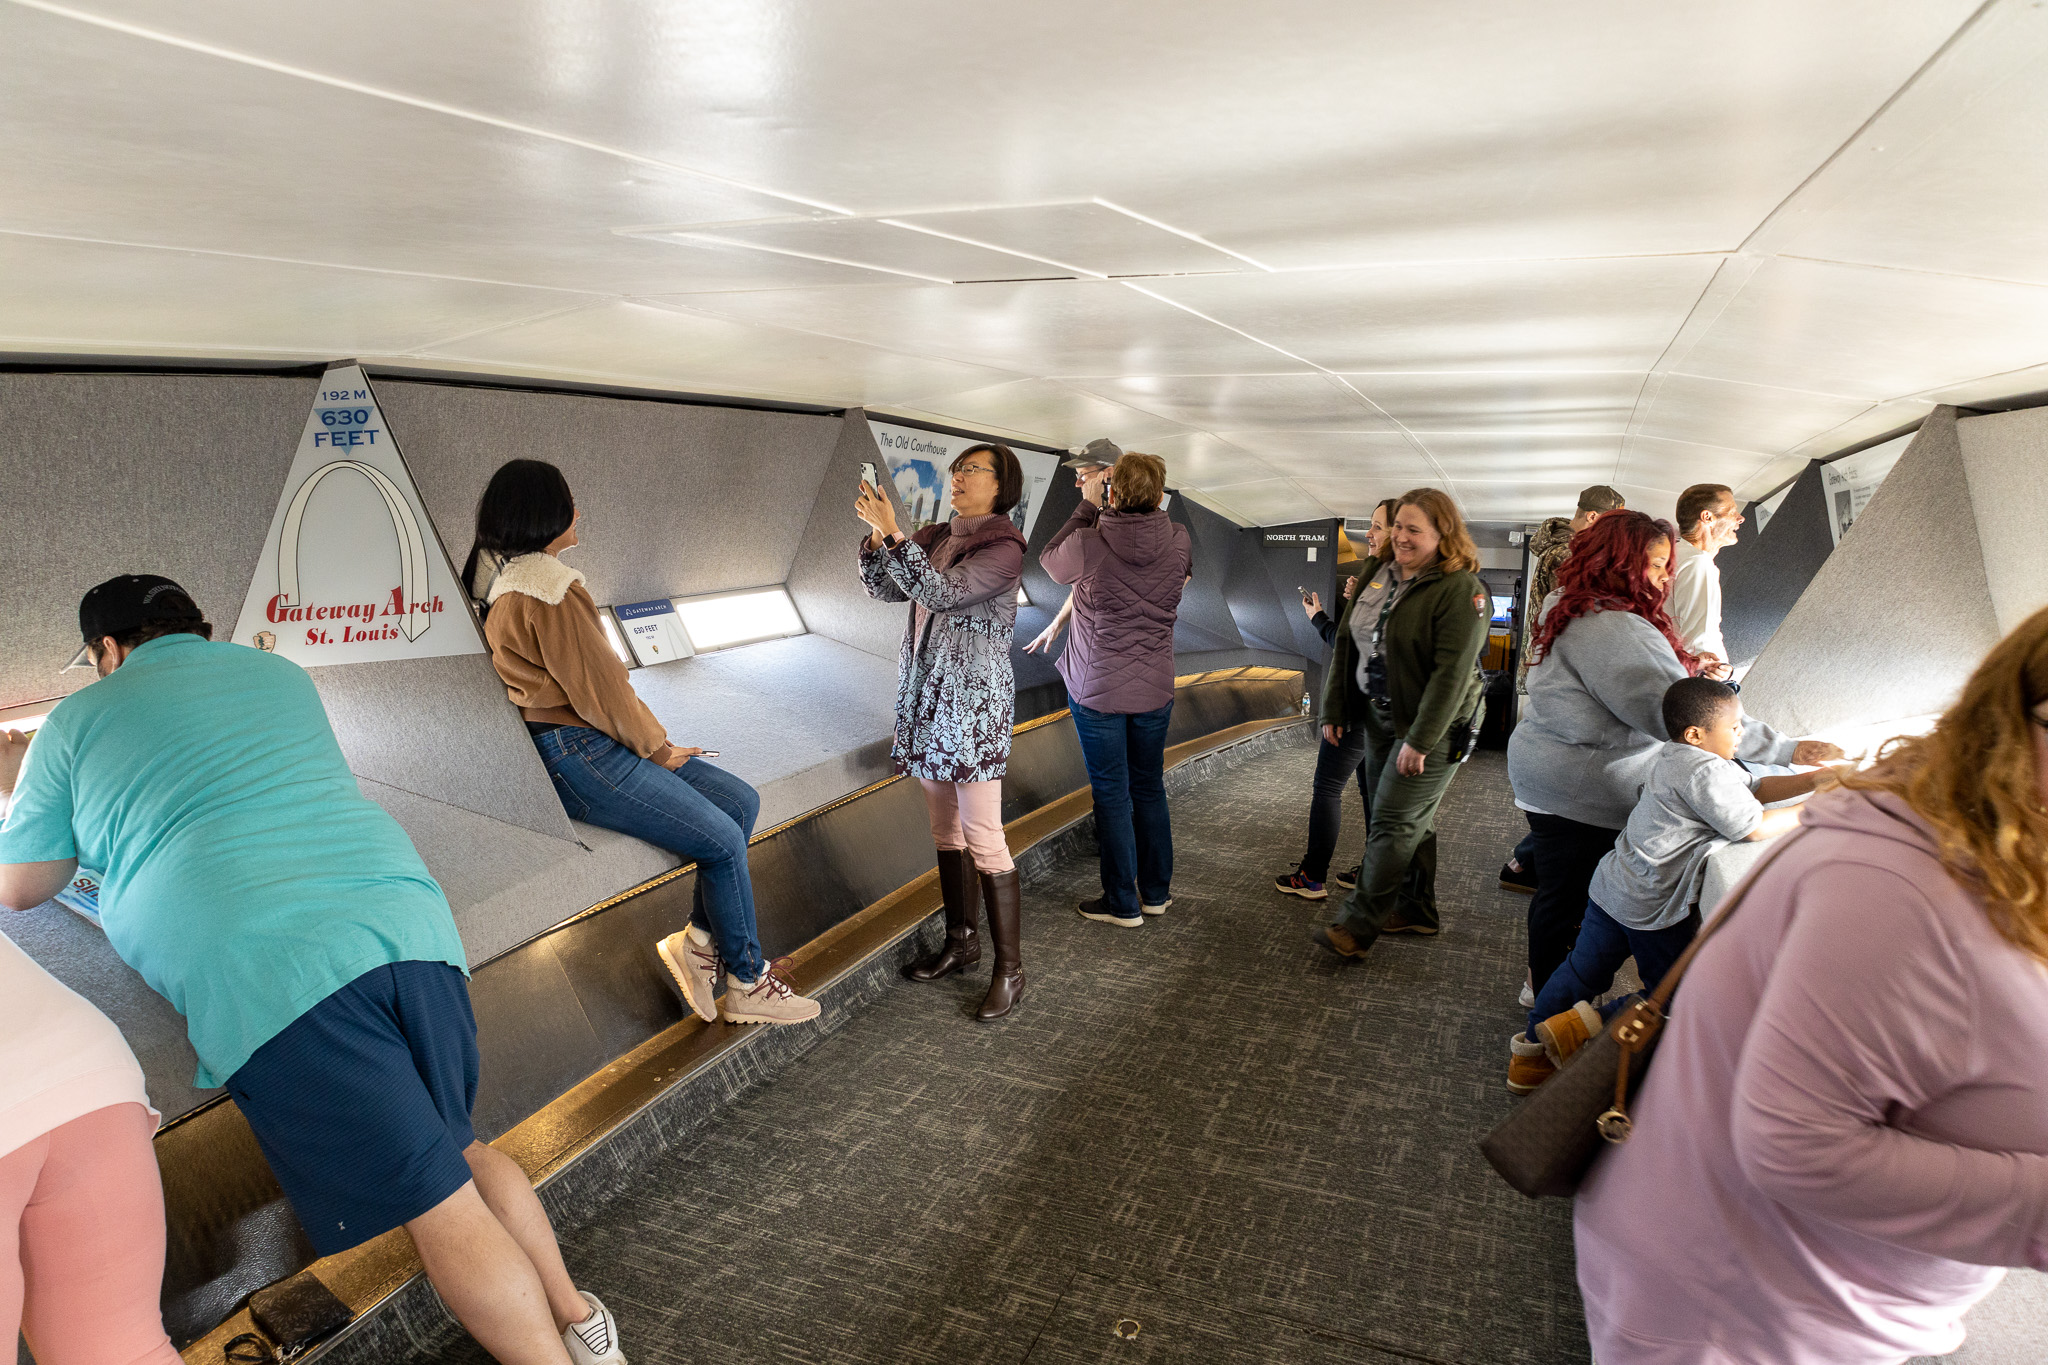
left=524, top=720, right=565, bottom=735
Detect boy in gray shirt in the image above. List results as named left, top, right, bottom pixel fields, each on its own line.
left=1510, top=678, right=1826, bottom=1090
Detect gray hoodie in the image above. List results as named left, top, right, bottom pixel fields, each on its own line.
left=1507, top=604, right=1797, bottom=829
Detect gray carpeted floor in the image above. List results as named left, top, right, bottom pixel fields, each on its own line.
left=423, top=740, right=1584, bottom=1364
left=415, top=739, right=2042, bottom=1364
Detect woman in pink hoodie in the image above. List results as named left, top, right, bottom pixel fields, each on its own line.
left=1574, top=605, right=2048, bottom=1363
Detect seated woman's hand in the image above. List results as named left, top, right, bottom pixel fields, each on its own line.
left=1793, top=739, right=1846, bottom=766
left=1698, top=653, right=1732, bottom=680
left=659, top=745, right=707, bottom=770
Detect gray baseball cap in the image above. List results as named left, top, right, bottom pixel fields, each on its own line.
left=1062, top=438, right=1121, bottom=471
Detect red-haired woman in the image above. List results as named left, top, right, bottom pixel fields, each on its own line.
left=1504, top=511, right=1838, bottom=995
left=1575, top=607, right=2048, bottom=1362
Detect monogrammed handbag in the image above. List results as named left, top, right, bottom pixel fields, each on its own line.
left=1479, top=830, right=1807, bottom=1197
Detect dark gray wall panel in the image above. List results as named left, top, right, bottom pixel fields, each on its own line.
left=0, top=372, right=313, bottom=709
left=1741, top=408, right=1998, bottom=734
left=1223, top=527, right=1297, bottom=656
left=784, top=409, right=912, bottom=664
left=1716, top=461, right=1833, bottom=667
left=1173, top=499, right=1250, bottom=652
left=1248, top=520, right=1338, bottom=698
left=378, top=379, right=840, bottom=605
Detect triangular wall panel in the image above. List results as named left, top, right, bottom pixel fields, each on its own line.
left=1740, top=407, right=2000, bottom=736
left=1956, top=405, right=2048, bottom=635
left=1715, top=460, right=1832, bottom=668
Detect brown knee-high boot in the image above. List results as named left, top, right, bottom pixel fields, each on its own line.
left=975, top=868, right=1025, bottom=1020
left=905, top=849, right=982, bottom=981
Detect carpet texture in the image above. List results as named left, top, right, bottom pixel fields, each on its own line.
left=414, top=741, right=1587, bottom=1364
left=390, top=739, right=2042, bottom=1364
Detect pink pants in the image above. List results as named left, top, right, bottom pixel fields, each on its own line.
left=919, top=778, right=1014, bottom=873
left=0, top=1103, right=180, bottom=1365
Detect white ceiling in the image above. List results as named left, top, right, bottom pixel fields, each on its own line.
left=5, top=0, right=2047, bottom=525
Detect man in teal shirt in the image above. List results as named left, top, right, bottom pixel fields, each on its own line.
left=0, top=576, right=625, bottom=1365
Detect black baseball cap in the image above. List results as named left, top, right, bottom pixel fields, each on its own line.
left=78, top=574, right=205, bottom=645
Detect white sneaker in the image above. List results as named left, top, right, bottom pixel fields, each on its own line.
left=1518, top=973, right=1535, bottom=1010
left=1141, top=897, right=1172, bottom=917
left=563, top=1290, right=626, bottom=1364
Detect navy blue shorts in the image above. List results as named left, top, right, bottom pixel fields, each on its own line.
left=228, top=960, right=479, bottom=1256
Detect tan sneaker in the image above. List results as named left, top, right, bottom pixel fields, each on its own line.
left=656, top=928, right=720, bottom=1024
left=719, top=960, right=821, bottom=1026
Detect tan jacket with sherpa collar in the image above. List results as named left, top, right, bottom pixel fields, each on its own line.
left=480, top=552, right=673, bottom=763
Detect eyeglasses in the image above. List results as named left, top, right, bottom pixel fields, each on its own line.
left=954, top=465, right=996, bottom=477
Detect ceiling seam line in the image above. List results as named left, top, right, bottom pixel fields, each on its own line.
left=3, top=0, right=852, bottom=216
left=1113, top=281, right=1459, bottom=507
left=1733, top=0, right=2001, bottom=253
left=403, top=299, right=618, bottom=354
left=1773, top=252, right=2048, bottom=291
left=617, top=296, right=1047, bottom=388
left=0, top=226, right=603, bottom=296
left=1611, top=253, right=1759, bottom=485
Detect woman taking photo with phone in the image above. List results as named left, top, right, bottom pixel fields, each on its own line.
left=1309, top=489, right=1488, bottom=960
left=856, top=445, right=1030, bottom=1020
left=466, top=459, right=819, bottom=1029
left=1273, top=495, right=1399, bottom=901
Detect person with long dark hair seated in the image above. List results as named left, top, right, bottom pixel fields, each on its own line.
left=466, top=459, right=818, bottom=1029
left=855, top=444, right=1029, bottom=1020
left=1273, top=495, right=1396, bottom=901
left=1309, top=489, right=1490, bottom=959
left=1505, top=510, right=1839, bottom=1028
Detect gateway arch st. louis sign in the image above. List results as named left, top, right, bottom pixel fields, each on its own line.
left=232, top=364, right=485, bottom=666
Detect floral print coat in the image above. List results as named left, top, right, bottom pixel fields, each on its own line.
left=859, top=512, right=1026, bottom=783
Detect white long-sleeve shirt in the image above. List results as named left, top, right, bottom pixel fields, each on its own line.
left=1668, top=537, right=1724, bottom=660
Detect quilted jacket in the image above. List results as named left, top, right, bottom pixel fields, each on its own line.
left=1040, top=502, right=1191, bottom=714
left=859, top=513, right=1026, bottom=783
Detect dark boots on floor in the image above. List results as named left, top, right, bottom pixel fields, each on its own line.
left=976, top=868, right=1025, bottom=1021
left=905, top=849, right=981, bottom=981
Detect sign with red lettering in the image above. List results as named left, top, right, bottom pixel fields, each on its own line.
left=231, top=365, right=485, bottom=665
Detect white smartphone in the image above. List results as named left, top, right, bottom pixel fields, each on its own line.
left=699, top=750, right=720, bottom=758
left=859, top=461, right=879, bottom=491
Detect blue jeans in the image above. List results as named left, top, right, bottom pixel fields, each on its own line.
left=1071, top=699, right=1175, bottom=916
left=533, top=726, right=766, bottom=981
left=1299, top=724, right=1371, bottom=881
left=1526, top=897, right=1700, bottom=1039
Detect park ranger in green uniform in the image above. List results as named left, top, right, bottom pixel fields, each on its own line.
left=1311, top=489, right=1489, bottom=959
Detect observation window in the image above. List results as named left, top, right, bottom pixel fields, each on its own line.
left=596, top=608, right=634, bottom=667
left=671, top=587, right=806, bottom=653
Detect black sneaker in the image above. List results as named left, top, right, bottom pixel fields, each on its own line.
left=1499, top=860, right=1537, bottom=895
left=1333, top=864, right=1361, bottom=891
left=1273, top=870, right=1327, bottom=900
